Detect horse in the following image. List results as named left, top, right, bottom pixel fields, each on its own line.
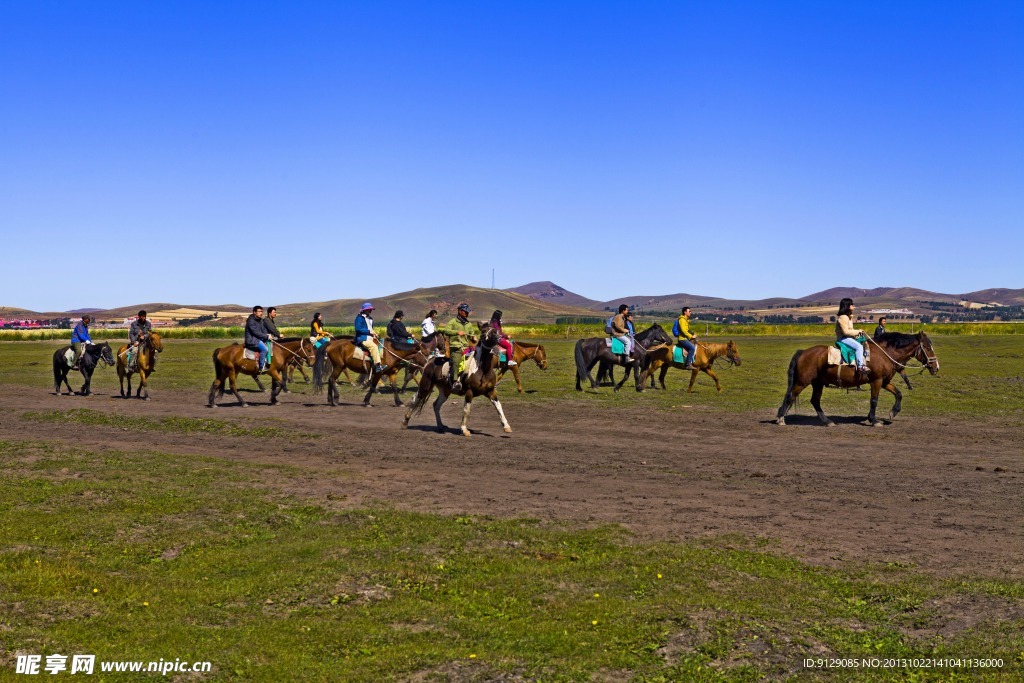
left=116, top=332, right=164, bottom=400
left=402, top=326, right=511, bottom=436
left=357, top=333, right=449, bottom=395
left=52, top=342, right=115, bottom=396
left=776, top=332, right=940, bottom=427
left=641, top=341, right=742, bottom=392
left=495, top=340, right=548, bottom=393
left=208, top=337, right=316, bottom=408
left=574, top=324, right=673, bottom=392
left=311, top=337, right=429, bottom=407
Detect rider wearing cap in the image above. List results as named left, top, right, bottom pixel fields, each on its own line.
left=126, top=310, right=152, bottom=370
left=71, top=315, right=94, bottom=368
left=354, top=302, right=385, bottom=374
left=444, top=303, right=479, bottom=392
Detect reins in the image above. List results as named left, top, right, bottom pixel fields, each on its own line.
left=864, top=337, right=937, bottom=372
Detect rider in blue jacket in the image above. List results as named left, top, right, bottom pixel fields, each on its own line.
left=71, top=316, right=93, bottom=367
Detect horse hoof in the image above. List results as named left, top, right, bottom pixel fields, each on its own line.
left=503, top=426, right=512, bottom=433
left=871, top=421, right=884, bottom=428
left=825, top=422, right=836, bottom=428
left=462, top=430, right=471, bottom=437
left=776, top=418, right=786, bottom=426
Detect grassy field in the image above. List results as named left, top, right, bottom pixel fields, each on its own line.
left=3, top=439, right=1022, bottom=681
left=3, top=335, right=1022, bottom=419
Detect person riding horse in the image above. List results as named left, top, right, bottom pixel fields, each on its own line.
left=244, top=306, right=271, bottom=373
left=387, top=310, right=416, bottom=347
left=836, top=298, right=870, bottom=377
left=70, top=315, right=94, bottom=369
left=444, top=303, right=479, bottom=392
left=489, top=310, right=517, bottom=367
left=607, top=304, right=633, bottom=365
left=354, top=303, right=385, bottom=375
left=310, top=312, right=331, bottom=348
left=421, top=309, right=438, bottom=343
left=126, top=310, right=152, bottom=371
left=674, top=306, right=698, bottom=370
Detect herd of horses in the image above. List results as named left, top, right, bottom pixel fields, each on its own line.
left=49, top=322, right=940, bottom=433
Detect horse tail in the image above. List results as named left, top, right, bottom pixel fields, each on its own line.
left=574, top=339, right=587, bottom=390
left=312, top=345, right=329, bottom=394
left=212, top=348, right=224, bottom=380
left=52, top=351, right=62, bottom=391
left=784, top=349, right=803, bottom=399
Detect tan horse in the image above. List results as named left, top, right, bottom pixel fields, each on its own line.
left=208, top=338, right=316, bottom=407
left=402, top=327, right=511, bottom=437
left=642, top=341, right=742, bottom=393
left=312, top=338, right=429, bottom=407
left=116, top=332, right=165, bottom=400
left=495, top=341, right=548, bottom=393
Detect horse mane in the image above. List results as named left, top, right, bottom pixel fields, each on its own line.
left=875, top=332, right=918, bottom=349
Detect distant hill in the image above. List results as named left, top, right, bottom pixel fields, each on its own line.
left=507, top=281, right=601, bottom=309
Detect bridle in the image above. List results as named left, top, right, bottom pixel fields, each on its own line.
left=865, top=337, right=939, bottom=374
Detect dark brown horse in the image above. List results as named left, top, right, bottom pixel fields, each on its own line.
left=208, top=338, right=316, bottom=407
left=116, top=332, right=164, bottom=399
left=402, top=326, right=511, bottom=436
left=495, top=341, right=548, bottom=393
left=312, top=338, right=429, bottom=407
left=641, top=341, right=741, bottom=392
left=574, top=324, right=673, bottom=392
left=776, top=332, right=939, bottom=427
left=52, top=342, right=115, bottom=396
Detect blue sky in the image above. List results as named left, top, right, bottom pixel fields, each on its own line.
left=1, top=1, right=1021, bottom=311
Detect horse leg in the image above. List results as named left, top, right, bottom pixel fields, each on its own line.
left=687, top=368, right=699, bottom=393
left=705, top=367, right=722, bottom=393
left=119, top=369, right=126, bottom=398
left=208, top=375, right=222, bottom=408
left=586, top=357, right=601, bottom=389
left=658, top=365, right=668, bottom=390
left=809, top=381, right=832, bottom=426
left=488, top=389, right=512, bottom=433
left=613, top=360, right=630, bottom=392
left=361, top=371, right=379, bottom=407
left=432, top=390, right=447, bottom=433
left=269, top=368, right=283, bottom=405
left=512, top=364, right=524, bottom=393
left=253, top=375, right=266, bottom=392
left=900, top=370, right=913, bottom=390
left=390, top=373, right=403, bottom=407
left=460, top=393, right=474, bottom=437
left=776, top=383, right=806, bottom=425
left=867, top=380, right=883, bottom=426
left=884, top=381, right=903, bottom=420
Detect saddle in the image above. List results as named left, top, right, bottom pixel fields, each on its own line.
left=243, top=346, right=272, bottom=363
left=351, top=342, right=384, bottom=362
left=672, top=346, right=688, bottom=365
left=63, top=348, right=78, bottom=369
left=827, top=337, right=870, bottom=367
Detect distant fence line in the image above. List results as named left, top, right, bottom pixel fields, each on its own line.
left=3, top=321, right=1023, bottom=342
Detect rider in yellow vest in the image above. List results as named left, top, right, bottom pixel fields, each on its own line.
left=675, top=306, right=698, bottom=370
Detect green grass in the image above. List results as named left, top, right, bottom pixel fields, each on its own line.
left=4, top=335, right=1022, bottom=419
left=1, top=440, right=1021, bottom=681
left=21, top=409, right=303, bottom=439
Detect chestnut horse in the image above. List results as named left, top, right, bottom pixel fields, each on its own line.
left=776, top=332, right=939, bottom=427
left=116, top=332, right=164, bottom=399
left=641, top=341, right=741, bottom=393
left=208, top=338, right=316, bottom=407
left=402, top=326, right=511, bottom=436
left=312, top=338, right=429, bottom=407
left=495, top=341, right=548, bottom=393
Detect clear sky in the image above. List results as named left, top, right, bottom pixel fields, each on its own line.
left=2, top=1, right=1021, bottom=311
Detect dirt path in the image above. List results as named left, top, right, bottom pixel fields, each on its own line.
left=2, top=384, right=1022, bottom=578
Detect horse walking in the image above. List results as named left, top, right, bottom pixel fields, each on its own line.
left=574, top=324, right=673, bottom=392
left=116, top=332, right=164, bottom=400
left=312, top=338, right=429, bottom=407
left=208, top=338, right=316, bottom=407
left=402, top=326, right=511, bottom=436
left=495, top=341, right=548, bottom=393
left=52, top=342, right=115, bottom=396
left=776, top=332, right=939, bottom=427
left=642, top=341, right=742, bottom=392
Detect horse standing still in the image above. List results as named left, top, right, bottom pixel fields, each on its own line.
left=776, top=332, right=939, bottom=427
left=52, top=342, right=115, bottom=396
left=312, top=338, right=429, bottom=407
left=116, top=332, right=164, bottom=399
left=208, top=338, right=316, bottom=407
left=642, top=341, right=741, bottom=392
left=402, top=326, right=511, bottom=436
left=574, top=324, right=673, bottom=392
left=495, top=341, right=548, bottom=393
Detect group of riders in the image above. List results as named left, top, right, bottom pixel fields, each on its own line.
left=240, top=302, right=519, bottom=393
left=69, top=310, right=152, bottom=371
left=606, top=304, right=700, bottom=369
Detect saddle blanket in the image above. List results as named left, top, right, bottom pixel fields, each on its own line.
left=828, top=340, right=870, bottom=367
left=352, top=343, right=384, bottom=362
left=672, top=346, right=686, bottom=364
left=606, top=337, right=628, bottom=355
left=63, top=348, right=76, bottom=367
left=243, top=348, right=258, bottom=361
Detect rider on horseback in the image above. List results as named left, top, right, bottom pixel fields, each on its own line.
left=126, top=310, right=152, bottom=371
left=354, top=303, right=385, bottom=375
left=674, top=306, right=698, bottom=371
left=489, top=310, right=517, bottom=367
left=387, top=310, right=416, bottom=347
left=421, top=309, right=438, bottom=343
left=835, top=298, right=870, bottom=376
left=311, top=312, right=331, bottom=348
left=608, top=305, right=633, bottom=365
left=244, top=306, right=271, bottom=373
left=70, top=315, right=93, bottom=369
left=445, top=303, right=478, bottom=392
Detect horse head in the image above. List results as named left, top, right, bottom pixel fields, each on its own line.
left=99, top=342, right=116, bottom=366
left=725, top=340, right=742, bottom=367
left=149, top=332, right=165, bottom=354
left=533, top=345, right=548, bottom=370
left=916, top=332, right=939, bottom=375
left=641, top=323, right=673, bottom=348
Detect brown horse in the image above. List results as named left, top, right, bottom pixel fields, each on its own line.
left=641, top=341, right=741, bottom=392
left=116, top=332, right=164, bottom=399
left=208, top=338, right=316, bottom=407
left=495, top=341, right=548, bottom=393
left=776, top=332, right=939, bottom=427
left=402, top=326, right=511, bottom=436
left=312, top=338, right=429, bottom=407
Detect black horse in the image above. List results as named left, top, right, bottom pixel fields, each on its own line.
left=52, top=342, right=116, bottom=396
left=574, top=324, right=673, bottom=392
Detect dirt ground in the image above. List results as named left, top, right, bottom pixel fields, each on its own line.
left=2, top=384, right=1022, bottom=579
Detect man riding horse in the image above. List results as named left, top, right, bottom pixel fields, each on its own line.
left=444, top=303, right=478, bottom=392
left=126, top=310, right=152, bottom=371
left=70, top=315, right=94, bottom=369
left=244, top=306, right=271, bottom=373
left=354, top=302, right=385, bottom=375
